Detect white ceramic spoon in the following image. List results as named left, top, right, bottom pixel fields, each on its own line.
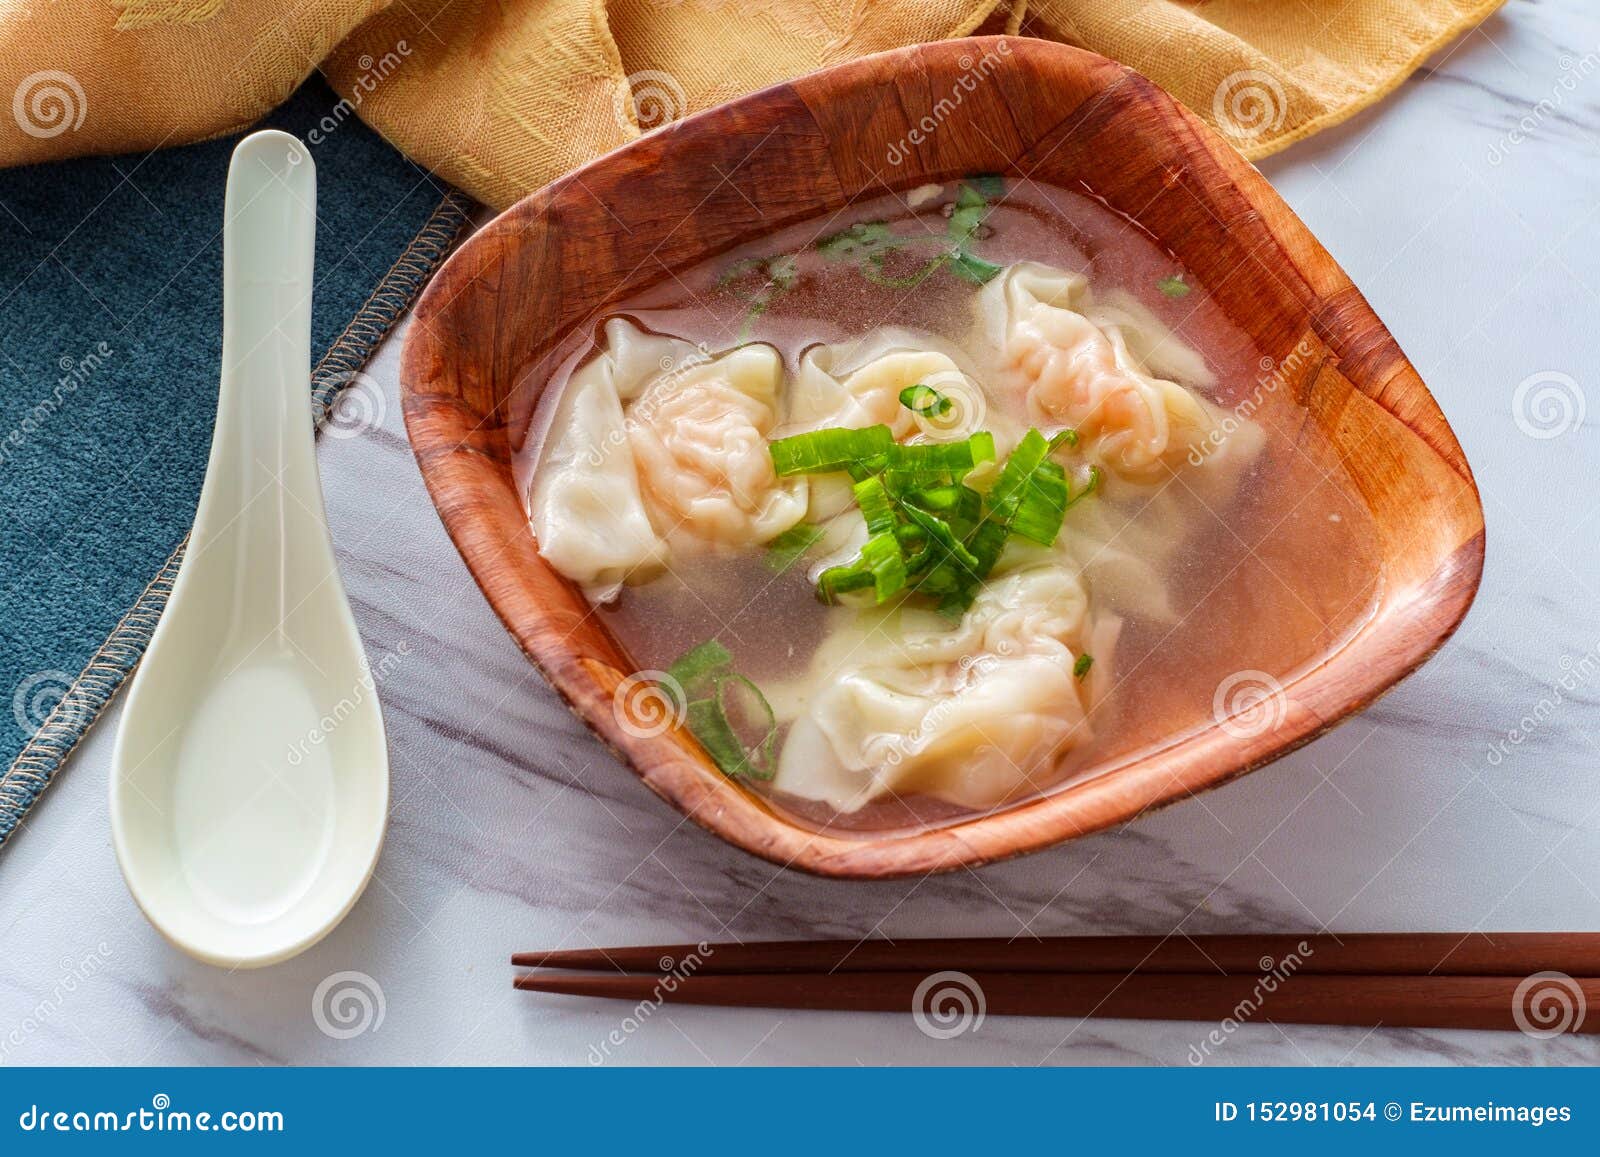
left=111, top=130, right=388, bottom=969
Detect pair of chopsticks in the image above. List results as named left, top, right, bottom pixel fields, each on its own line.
left=513, top=934, right=1600, bottom=1033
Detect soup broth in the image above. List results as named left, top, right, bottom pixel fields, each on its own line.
left=517, top=179, right=1380, bottom=832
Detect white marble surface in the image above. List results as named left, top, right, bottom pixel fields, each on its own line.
left=4, top=0, right=1600, bottom=1067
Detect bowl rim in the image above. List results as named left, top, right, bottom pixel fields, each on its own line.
left=401, top=36, right=1486, bottom=879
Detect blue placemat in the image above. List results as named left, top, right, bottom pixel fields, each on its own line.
left=0, top=76, right=471, bottom=849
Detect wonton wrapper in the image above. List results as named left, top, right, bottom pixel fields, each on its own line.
left=773, top=566, right=1115, bottom=814
left=530, top=319, right=805, bottom=600
left=976, top=262, right=1257, bottom=485
left=529, top=319, right=677, bottom=601
left=784, top=329, right=1010, bottom=447
left=627, top=343, right=806, bottom=551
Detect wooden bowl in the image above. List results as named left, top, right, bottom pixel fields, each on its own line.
left=400, top=37, right=1484, bottom=879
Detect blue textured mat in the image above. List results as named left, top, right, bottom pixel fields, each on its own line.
left=0, top=76, right=469, bottom=847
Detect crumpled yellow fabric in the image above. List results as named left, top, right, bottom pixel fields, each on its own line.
left=0, top=0, right=1505, bottom=209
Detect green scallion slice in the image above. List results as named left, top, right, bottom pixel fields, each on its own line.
left=899, top=384, right=953, bottom=417
left=1074, top=653, right=1094, bottom=679
left=666, top=643, right=779, bottom=781
left=769, top=425, right=894, bottom=475
left=949, top=250, right=1003, bottom=285
left=853, top=476, right=899, bottom=536
left=764, top=523, right=825, bottom=573
left=817, top=221, right=896, bottom=261
left=901, top=504, right=981, bottom=575
left=684, top=673, right=778, bottom=780
left=1010, top=459, right=1069, bottom=547
left=665, top=639, right=733, bottom=696
left=948, top=182, right=989, bottom=246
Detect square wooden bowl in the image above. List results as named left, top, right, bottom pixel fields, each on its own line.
left=400, top=38, right=1484, bottom=878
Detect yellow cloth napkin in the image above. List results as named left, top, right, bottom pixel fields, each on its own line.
left=1, top=0, right=1504, bottom=209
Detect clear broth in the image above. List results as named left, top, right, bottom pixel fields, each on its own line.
left=517, top=181, right=1382, bottom=833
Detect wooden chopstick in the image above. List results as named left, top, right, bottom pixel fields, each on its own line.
left=512, top=932, right=1600, bottom=978
left=512, top=968, right=1600, bottom=1033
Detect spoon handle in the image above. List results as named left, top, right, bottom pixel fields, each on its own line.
left=196, top=130, right=319, bottom=643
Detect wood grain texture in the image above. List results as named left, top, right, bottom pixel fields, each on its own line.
left=512, top=933, right=1600, bottom=978
left=511, top=971, right=1594, bottom=1034
left=400, top=37, right=1485, bottom=880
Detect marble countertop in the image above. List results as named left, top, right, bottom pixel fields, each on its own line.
left=4, top=0, right=1599, bottom=1067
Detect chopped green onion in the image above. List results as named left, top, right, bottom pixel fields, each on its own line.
left=665, top=639, right=732, bottom=695
left=969, top=430, right=998, bottom=465
left=1065, top=465, right=1103, bottom=511
left=818, top=531, right=907, bottom=604
left=666, top=643, right=778, bottom=780
left=1157, top=273, right=1191, bottom=298
left=816, top=562, right=875, bottom=602
left=815, top=174, right=1005, bottom=294
left=986, top=428, right=1050, bottom=517
left=817, top=221, right=897, bottom=261
left=906, top=483, right=960, bottom=512
left=948, top=182, right=989, bottom=246
left=765, top=415, right=1099, bottom=613
left=1048, top=428, right=1080, bottom=451
left=860, top=531, right=909, bottom=601
left=1009, top=460, right=1069, bottom=547
left=766, top=254, right=799, bottom=289
left=950, top=250, right=1003, bottom=285
left=859, top=250, right=949, bottom=289
left=853, top=476, right=899, bottom=536
left=685, top=673, right=777, bottom=780
left=887, top=436, right=992, bottom=475
left=882, top=434, right=993, bottom=494
left=898, top=384, right=953, bottom=417
left=1074, top=653, right=1094, bottom=679
left=764, top=523, right=825, bottom=573
left=769, top=425, right=893, bottom=475
left=901, top=504, right=981, bottom=574
left=719, top=252, right=801, bottom=338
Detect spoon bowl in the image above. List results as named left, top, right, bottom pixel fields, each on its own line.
left=111, top=130, right=388, bottom=967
